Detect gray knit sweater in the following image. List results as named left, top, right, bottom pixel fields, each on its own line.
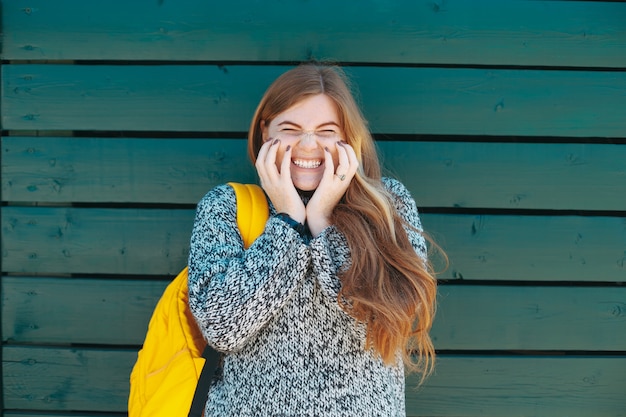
left=187, top=177, right=427, bottom=416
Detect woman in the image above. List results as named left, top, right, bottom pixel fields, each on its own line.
left=187, top=63, right=437, bottom=416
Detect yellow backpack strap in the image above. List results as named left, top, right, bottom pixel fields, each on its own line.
left=227, top=182, right=269, bottom=249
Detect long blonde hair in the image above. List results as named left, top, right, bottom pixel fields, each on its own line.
left=248, top=64, right=438, bottom=379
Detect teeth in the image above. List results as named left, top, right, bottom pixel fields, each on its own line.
left=293, top=159, right=321, bottom=169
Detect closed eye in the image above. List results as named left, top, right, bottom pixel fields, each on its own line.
left=316, top=129, right=338, bottom=137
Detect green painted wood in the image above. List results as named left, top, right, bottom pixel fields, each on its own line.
left=3, top=346, right=135, bottom=412
left=1, top=207, right=193, bottom=276
left=2, top=207, right=625, bottom=281
left=3, top=277, right=625, bottom=351
left=2, top=411, right=123, bottom=417
left=1, top=137, right=256, bottom=204
left=426, top=214, right=626, bottom=282
left=4, top=346, right=625, bottom=415
left=4, top=414, right=123, bottom=417
left=406, top=355, right=626, bottom=417
left=431, top=285, right=626, bottom=351
left=2, top=64, right=270, bottom=132
left=1, top=276, right=168, bottom=345
left=4, top=65, right=626, bottom=137
left=3, top=137, right=626, bottom=210
left=382, top=141, right=626, bottom=212
left=2, top=0, right=625, bottom=68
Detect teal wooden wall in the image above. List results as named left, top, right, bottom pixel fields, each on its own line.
left=2, top=1, right=625, bottom=416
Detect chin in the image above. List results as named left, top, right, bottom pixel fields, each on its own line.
left=294, top=184, right=319, bottom=192
left=292, top=177, right=321, bottom=192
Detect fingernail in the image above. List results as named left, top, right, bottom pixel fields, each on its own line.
left=286, top=145, right=291, bottom=151
left=273, top=138, right=280, bottom=145
left=324, top=147, right=330, bottom=152
left=340, top=140, right=348, bottom=146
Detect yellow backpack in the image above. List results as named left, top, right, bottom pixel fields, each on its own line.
left=128, top=183, right=269, bottom=417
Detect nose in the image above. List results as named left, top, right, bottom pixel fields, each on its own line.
left=298, top=132, right=319, bottom=151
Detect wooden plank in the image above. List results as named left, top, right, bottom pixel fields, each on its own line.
left=431, top=285, right=626, bottom=351
left=2, top=64, right=271, bottom=132
left=425, top=214, right=626, bottom=282
left=406, top=355, right=626, bottom=417
left=2, top=207, right=625, bottom=282
left=3, top=346, right=135, bottom=412
left=4, top=346, right=625, bottom=415
left=3, top=137, right=626, bottom=211
left=382, top=141, right=626, bottom=212
left=2, top=276, right=168, bottom=345
left=2, top=0, right=625, bottom=68
left=4, top=65, right=626, bottom=137
left=1, top=137, right=256, bottom=204
left=2, top=411, right=123, bottom=417
left=1, top=207, right=193, bottom=275
left=4, top=277, right=625, bottom=351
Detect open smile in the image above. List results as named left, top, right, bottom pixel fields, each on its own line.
left=292, top=158, right=322, bottom=169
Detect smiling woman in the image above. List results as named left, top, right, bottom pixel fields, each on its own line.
left=186, top=63, right=439, bottom=416
left=260, top=94, right=345, bottom=193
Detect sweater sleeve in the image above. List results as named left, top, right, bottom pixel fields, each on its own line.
left=187, top=184, right=310, bottom=353
left=309, top=225, right=350, bottom=303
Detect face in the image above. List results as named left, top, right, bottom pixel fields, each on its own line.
left=262, top=94, right=343, bottom=191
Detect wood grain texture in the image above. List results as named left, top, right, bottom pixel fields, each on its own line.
left=381, top=141, right=626, bottom=211
left=1, top=137, right=256, bottom=204
left=4, top=413, right=123, bottom=417
left=2, top=0, right=625, bottom=67
left=1, top=277, right=168, bottom=345
left=432, top=285, right=626, bottom=351
left=405, top=355, right=626, bottom=417
left=3, top=346, right=135, bottom=412
left=3, top=137, right=625, bottom=210
left=4, top=65, right=626, bottom=137
left=1, top=207, right=193, bottom=275
left=2, top=207, right=625, bottom=281
left=3, top=277, right=625, bottom=351
left=427, top=213, right=626, bottom=282
left=4, top=346, right=625, bottom=415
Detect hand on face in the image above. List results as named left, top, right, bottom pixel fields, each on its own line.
left=256, top=94, right=359, bottom=236
left=306, top=140, right=358, bottom=236
left=255, top=135, right=358, bottom=237
left=255, top=137, right=307, bottom=224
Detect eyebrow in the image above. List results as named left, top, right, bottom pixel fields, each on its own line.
left=277, top=120, right=341, bottom=129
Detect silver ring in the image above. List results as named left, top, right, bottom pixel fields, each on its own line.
left=336, top=174, right=346, bottom=181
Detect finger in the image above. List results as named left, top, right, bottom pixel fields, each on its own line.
left=263, top=138, right=281, bottom=176
left=340, top=141, right=359, bottom=176
left=335, top=141, right=350, bottom=175
left=255, top=138, right=272, bottom=168
left=255, top=139, right=273, bottom=182
left=322, top=146, right=335, bottom=180
left=280, top=144, right=293, bottom=180
left=256, top=139, right=281, bottom=188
